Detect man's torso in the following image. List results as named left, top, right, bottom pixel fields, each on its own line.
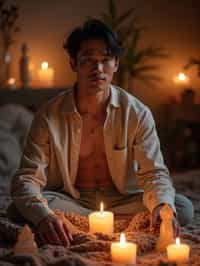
left=75, top=112, right=114, bottom=189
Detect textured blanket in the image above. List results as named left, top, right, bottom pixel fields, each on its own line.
left=0, top=169, right=200, bottom=265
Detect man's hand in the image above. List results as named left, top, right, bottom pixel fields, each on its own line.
left=150, top=204, right=181, bottom=238
left=37, top=213, right=73, bottom=246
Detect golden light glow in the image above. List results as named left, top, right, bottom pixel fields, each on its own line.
left=8, top=78, right=16, bottom=85
left=178, top=72, right=186, bottom=81
left=174, top=72, right=189, bottom=84
left=29, top=63, right=35, bottom=71
left=41, top=61, right=49, bottom=70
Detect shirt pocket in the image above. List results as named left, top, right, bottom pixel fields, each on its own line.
left=111, top=147, right=128, bottom=179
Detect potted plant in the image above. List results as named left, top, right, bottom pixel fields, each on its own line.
left=101, top=0, right=168, bottom=92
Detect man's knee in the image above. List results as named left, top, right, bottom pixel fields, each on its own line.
left=175, top=194, right=194, bottom=226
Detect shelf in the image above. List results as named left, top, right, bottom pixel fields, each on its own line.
left=0, top=88, right=68, bottom=109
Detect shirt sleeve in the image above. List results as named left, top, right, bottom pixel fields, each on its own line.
left=11, top=111, right=54, bottom=226
left=133, top=107, right=176, bottom=213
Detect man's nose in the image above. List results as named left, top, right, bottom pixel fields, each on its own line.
left=93, top=61, right=103, bottom=71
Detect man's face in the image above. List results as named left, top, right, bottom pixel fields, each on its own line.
left=70, top=39, right=119, bottom=92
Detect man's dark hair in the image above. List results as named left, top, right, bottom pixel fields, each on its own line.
left=63, top=19, right=124, bottom=61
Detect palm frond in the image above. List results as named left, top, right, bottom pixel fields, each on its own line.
left=101, top=13, right=113, bottom=26
left=115, top=7, right=136, bottom=28
left=184, top=57, right=200, bottom=70
left=99, top=0, right=168, bottom=89
left=108, top=0, right=117, bottom=21
left=136, top=47, right=168, bottom=60
left=135, top=74, right=162, bottom=82
left=117, top=22, right=140, bottom=44
left=132, top=65, right=160, bottom=75
left=131, top=76, right=163, bottom=90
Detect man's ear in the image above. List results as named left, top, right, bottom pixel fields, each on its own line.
left=113, top=58, right=119, bottom=73
left=69, top=58, right=77, bottom=72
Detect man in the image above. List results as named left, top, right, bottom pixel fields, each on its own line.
left=9, top=19, right=193, bottom=247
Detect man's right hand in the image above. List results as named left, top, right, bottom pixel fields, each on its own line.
left=38, top=213, right=73, bottom=246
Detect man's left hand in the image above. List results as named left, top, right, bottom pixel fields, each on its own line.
left=150, top=204, right=181, bottom=238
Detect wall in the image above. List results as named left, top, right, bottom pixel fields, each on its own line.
left=5, top=0, right=200, bottom=110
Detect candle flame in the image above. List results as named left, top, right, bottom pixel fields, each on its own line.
left=41, top=61, right=48, bottom=70
left=173, top=72, right=189, bottom=84
left=8, top=78, right=15, bottom=85
left=120, top=233, right=126, bottom=244
left=175, top=237, right=180, bottom=246
left=178, top=72, right=186, bottom=81
left=100, top=202, right=104, bottom=213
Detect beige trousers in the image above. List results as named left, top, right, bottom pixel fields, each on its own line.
left=8, top=187, right=194, bottom=226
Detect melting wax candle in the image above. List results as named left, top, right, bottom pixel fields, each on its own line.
left=88, top=202, right=114, bottom=235
left=38, top=61, right=54, bottom=87
left=167, top=237, right=190, bottom=263
left=111, top=233, right=137, bottom=265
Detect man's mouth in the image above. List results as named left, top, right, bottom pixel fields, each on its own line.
left=90, top=75, right=105, bottom=82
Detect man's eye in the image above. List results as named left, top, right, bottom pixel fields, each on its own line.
left=80, top=57, right=92, bottom=64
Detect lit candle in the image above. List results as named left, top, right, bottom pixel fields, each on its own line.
left=173, top=72, right=189, bottom=85
left=38, top=61, right=54, bottom=88
left=111, top=233, right=137, bottom=265
left=8, top=78, right=16, bottom=89
left=88, top=202, right=114, bottom=235
left=167, top=238, right=190, bottom=263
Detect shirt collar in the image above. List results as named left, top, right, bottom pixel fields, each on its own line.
left=109, top=84, right=120, bottom=108
left=61, top=83, right=120, bottom=113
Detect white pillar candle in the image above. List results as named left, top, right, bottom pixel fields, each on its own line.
left=167, top=238, right=190, bottom=263
left=89, top=202, right=114, bottom=235
left=38, top=61, right=54, bottom=88
left=111, top=233, right=137, bottom=265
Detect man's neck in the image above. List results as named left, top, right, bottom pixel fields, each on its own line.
left=75, top=85, right=110, bottom=115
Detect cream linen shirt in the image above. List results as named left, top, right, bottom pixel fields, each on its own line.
left=11, top=85, right=175, bottom=226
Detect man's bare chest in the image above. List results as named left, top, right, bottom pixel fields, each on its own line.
left=76, top=113, right=113, bottom=188
left=79, top=113, right=106, bottom=158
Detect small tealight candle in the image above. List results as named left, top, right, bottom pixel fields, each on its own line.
left=8, top=78, right=16, bottom=89
left=38, top=61, right=54, bottom=88
left=167, top=237, right=190, bottom=263
left=89, top=202, right=114, bottom=235
left=111, top=233, right=137, bottom=265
